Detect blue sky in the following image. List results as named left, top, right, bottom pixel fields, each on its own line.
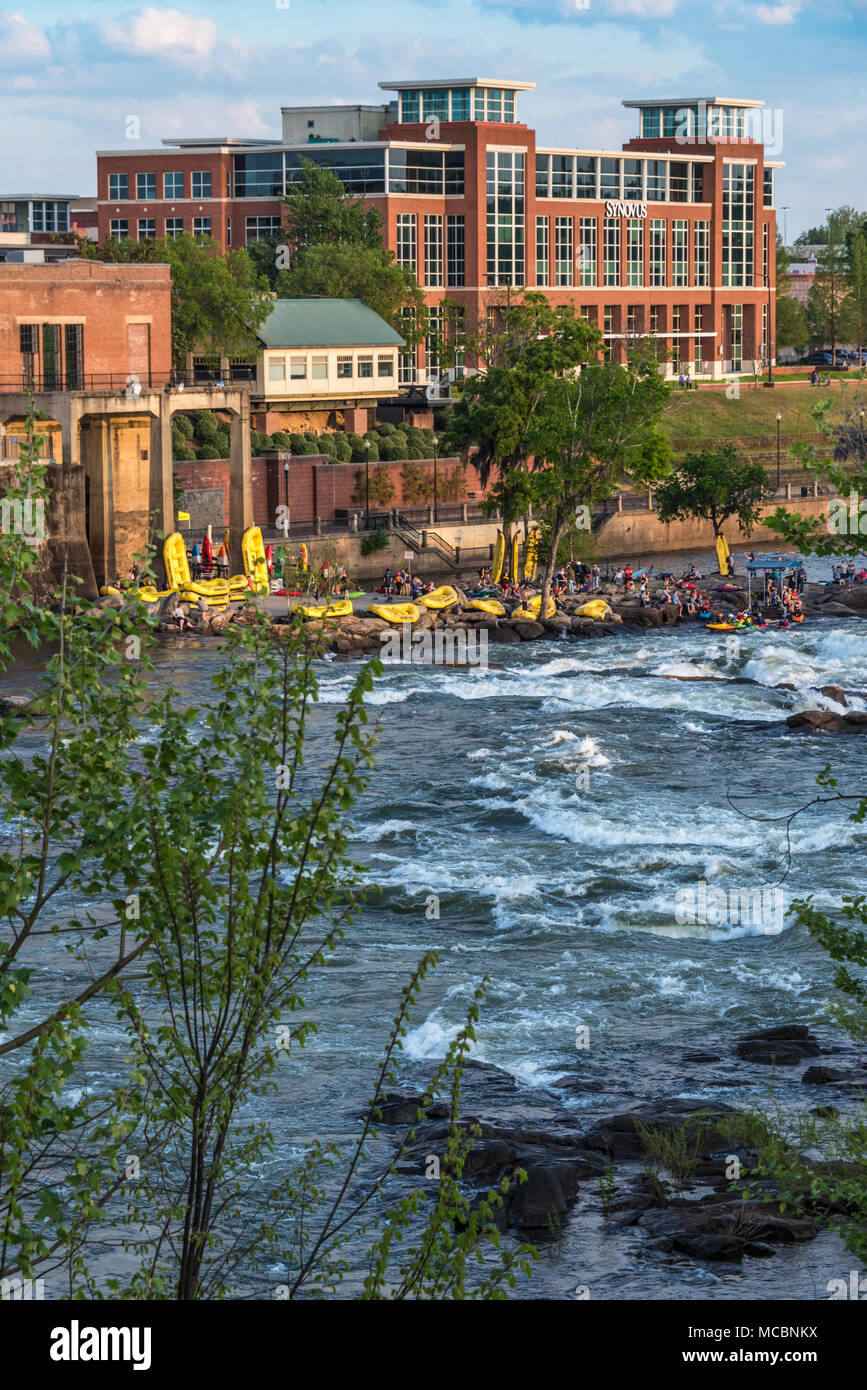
left=3, top=0, right=865, bottom=237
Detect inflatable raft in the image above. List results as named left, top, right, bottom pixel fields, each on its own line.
left=512, top=595, right=557, bottom=620
left=419, top=585, right=459, bottom=610
left=368, top=603, right=421, bottom=625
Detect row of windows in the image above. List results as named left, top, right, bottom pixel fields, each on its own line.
left=640, top=105, right=751, bottom=140
left=398, top=87, right=517, bottom=124
left=230, top=148, right=465, bottom=198
left=535, top=215, right=711, bottom=288
left=535, top=155, right=704, bottom=203
left=108, top=170, right=213, bottom=201
left=486, top=151, right=525, bottom=286
left=267, top=354, right=395, bottom=383
left=396, top=213, right=465, bottom=286
left=110, top=217, right=212, bottom=240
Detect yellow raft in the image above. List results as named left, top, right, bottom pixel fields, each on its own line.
left=99, top=585, right=122, bottom=598
left=136, top=585, right=176, bottom=604
left=491, top=531, right=505, bottom=584
left=715, top=534, right=731, bottom=577
left=419, top=585, right=459, bottom=610
left=164, top=531, right=232, bottom=603
left=523, top=530, right=539, bottom=582
left=467, top=598, right=506, bottom=616
left=512, top=595, right=557, bottom=620
left=574, top=599, right=612, bottom=620
left=241, top=525, right=269, bottom=595
left=511, top=533, right=520, bottom=582
left=297, top=599, right=354, bottom=620
left=368, top=603, right=421, bottom=625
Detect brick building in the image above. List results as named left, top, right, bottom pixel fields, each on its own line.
left=0, top=260, right=172, bottom=391
left=96, top=79, right=782, bottom=382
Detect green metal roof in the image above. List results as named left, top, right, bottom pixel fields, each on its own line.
left=258, top=298, right=404, bottom=349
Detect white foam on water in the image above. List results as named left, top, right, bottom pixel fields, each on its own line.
left=359, top=819, right=417, bottom=843
left=403, top=1014, right=465, bottom=1059
left=467, top=746, right=494, bottom=760
left=538, top=729, right=581, bottom=746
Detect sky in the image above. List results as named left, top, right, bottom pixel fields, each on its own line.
left=2, top=0, right=865, bottom=238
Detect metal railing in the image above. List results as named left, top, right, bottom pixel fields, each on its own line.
left=0, top=371, right=254, bottom=396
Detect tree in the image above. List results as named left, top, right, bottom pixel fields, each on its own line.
left=654, top=445, right=770, bottom=542
left=794, top=206, right=867, bottom=246
left=280, top=243, right=426, bottom=346
left=775, top=294, right=809, bottom=354
left=527, top=347, right=671, bottom=615
left=281, top=159, right=384, bottom=260
left=847, top=231, right=867, bottom=359
left=807, top=212, right=856, bottom=363
left=74, top=232, right=273, bottom=372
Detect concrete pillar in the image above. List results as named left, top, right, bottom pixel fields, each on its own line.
left=315, top=517, right=322, bottom=536
left=427, top=505, right=434, bottom=524
left=421, top=530, right=429, bottom=549
left=148, top=398, right=174, bottom=584
left=647, top=488, right=653, bottom=510
left=51, top=396, right=97, bottom=600
left=461, top=503, right=468, bottom=523
left=786, top=483, right=792, bottom=500
left=83, top=417, right=113, bottom=586
left=350, top=513, right=358, bottom=533
left=617, top=494, right=623, bottom=512
left=812, top=481, right=818, bottom=498
left=228, top=398, right=252, bottom=577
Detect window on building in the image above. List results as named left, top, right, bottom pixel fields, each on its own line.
left=552, top=155, right=574, bottom=198
left=763, top=222, right=770, bottom=285
left=446, top=214, right=465, bottom=286
left=42, top=324, right=61, bottom=390
left=235, top=152, right=286, bottom=197
left=722, top=163, right=754, bottom=287
left=426, top=305, right=442, bottom=382
left=192, top=171, right=212, bottom=199
left=193, top=217, right=211, bottom=237
left=623, top=159, right=643, bottom=198
left=626, top=218, right=644, bottom=286
left=555, top=216, right=573, bottom=287
left=672, top=219, right=688, bottom=285
left=452, top=88, right=471, bottom=121
left=387, top=148, right=463, bottom=196
left=400, top=89, right=420, bottom=123
left=357, top=355, right=374, bottom=379
left=336, top=355, right=353, bottom=379
left=245, top=216, right=281, bottom=244
left=536, top=216, right=550, bottom=286
left=641, top=107, right=661, bottom=138
left=603, top=305, right=615, bottom=361
left=626, top=305, right=640, bottom=336
left=311, top=356, right=328, bottom=380
left=729, top=303, right=743, bottom=370
left=649, top=306, right=661, bottom=334
left=136, top=173, right=156, bottom=201
left=164, top=172, right=184, bottom=199
left=600, top=159, right=620, bottom=199
left=763, top=168, right=774, bottom=208
left=578, top=217, right=597, bottom=286
left=536, top=155, right=550, bottom=199
left=580, top=305, right=596, bottom=325
left=671, top=305, right=681, bottom=370
left=30, top=201, right=69, bottom=233
left=64, top=323, right=83, bottom=390
left=109, top=173, right=128, bottom=201
left=110, top=219, right=128, bottom=240
left=669, top=163, right=689, bottom=202
left=268, top=357, right=286, bottom=381
left=226, top=218, right=231, bottom=247
left=377, top=355, right=394, bottom=378
left=694, top=220, right=709, bottom=286
left=762, top=301, right=769, bottom=360
left=646, top=161, right=667, bottom=201
left=165, top=218, right=184, bottom=238
left=424, top=213, right=443, bottom=287
left=691, top=164, right=705, bottom=202
left=421, top=88, right=450, bottom=123
left=576, top=156, right=596, bottom=198
left=398, top=309, right=416, bottom=385
left=486, top=150, right=525, bottom=287
left=396, top=213, right=417, bottom=269
left=694, top=304, right=705, bottom=375
left=650, top=219, right=667, bottom=285
left=289, top=357, right=307, bottom=380
left=603, top=218, right=621, bottom=286
left=137, top=218, right=156, bottom=240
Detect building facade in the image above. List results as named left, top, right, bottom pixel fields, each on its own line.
left=96, top=79, right=782, bottom=380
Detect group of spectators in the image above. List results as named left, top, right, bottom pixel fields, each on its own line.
left=831, top=561, right=865, bottom=587
left=382, top=568, right=436, bottom=600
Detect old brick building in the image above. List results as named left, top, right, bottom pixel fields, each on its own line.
left=96, top=79, right=782, bottom=382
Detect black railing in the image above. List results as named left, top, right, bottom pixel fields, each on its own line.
left=0, top=372, right=254, bottom=396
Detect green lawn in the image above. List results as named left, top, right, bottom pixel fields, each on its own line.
left=661, top=378, right=863, bottom=450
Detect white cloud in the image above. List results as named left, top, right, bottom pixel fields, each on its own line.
left=0, top=12, right=51, bottom=62
left=102, top=7, right=218, bottom=61
left=755, top=2, right=802, bottom=24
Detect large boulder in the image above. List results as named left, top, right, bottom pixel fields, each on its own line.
left=787, top=710, right=867, bottom=734
left=736, top=1024, right=821, bottom=1065
left=511, top=620, right=545, bottom=641
left=487, top=625, right=522, bottom=645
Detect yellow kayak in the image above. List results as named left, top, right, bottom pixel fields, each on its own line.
left=491, top=531, right=505, bottom=584
left=574, top=599, right=612, bottom=620
left=523, top=530, right=539, bottom=582
left=511, top=533, right=520, bottom=582
left=99, top=585, right=122, bottom=598
left=512, top=595, right=557, bottom=620
left=419, top=585, right=459, bottom=610
left=368, top=603, right=420, bottom=625
left=163, top=531, right=192, bottom=590
left=241, top=525, right=269, bottom=595
left=467, top=598, right=506, bottom=616
left=297, top=599, right=354, bottom=620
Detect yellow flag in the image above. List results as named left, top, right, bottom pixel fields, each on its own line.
left=178, top=511, right=191, bottom=521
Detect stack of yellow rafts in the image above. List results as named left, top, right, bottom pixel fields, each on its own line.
left=523, top=530, right=539, bottom=582
left=164, top=532, right=231, bottom=608
left=241, top=526, right=270, bottom=595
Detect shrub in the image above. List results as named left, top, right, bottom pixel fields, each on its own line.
left=174, top=414, right=194, bottom=439
left=251, top=430, right=272, bottom=455
left=348, top=432, right=366, bottom=461
left=377, top=422, right=397, bottom=438
left=360, top=525, right=390, bottom=556
left=333, top=434, right=352, bottom=462
left=193, top=409, right=219, bottom=442
left=270, top=431, right=293, bottom=450
left=378, top=430, right=409, bottom=461
left=289, top=433, right=308, bottom=454
left=401, top=460, right=433, bottom=504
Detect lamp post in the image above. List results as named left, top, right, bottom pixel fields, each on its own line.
left=364, top=438, right=371, bottom=526
left=776, top=413, right=782, bottom=490
left=432, top=433, right=439, bottom=524
left=283, top=455, right=290, bottom=512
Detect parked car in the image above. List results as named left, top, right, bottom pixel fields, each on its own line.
left=800, top=352, right=843, bottom=367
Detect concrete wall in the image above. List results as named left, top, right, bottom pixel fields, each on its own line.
left=594, top=492, right=827, bottom=559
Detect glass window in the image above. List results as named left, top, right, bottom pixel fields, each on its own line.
left=109, top=173, right=128, bottom=201
left=603, top=217, right=620, bottom=286
left=486, top=150, right=525, bottom=286
left=422, top=88, right=449, bottom=122
left=763, top=168, right=774, bottom=208
left=377, top=355, right=394, bottom=377
left=290, top=357, right=307, bottom=380
left=400, top=90, right=420, bottom=123
left=623, top=159, right=642, bottom=198
left=669, top=163, right=689, bottom=202
left=555, top=216, right=573, bottom=287
left=311, top=356, right=328, bottom=380
left=578, top=217, right=597, bottom=286
left=662, top=107, right=679, bottom=138
left=627, top=218, right=644, bottom=286
left=552, top=155, right=573, bottom=199
left=336, top=355, right=353, bottom=379
left=722, top=163, right=754, bottom=287
left=164, top=171, right=184, bottom=199
left=474, top=89, right=486, bottom=121
left=650, top=219, right=666, bottom=285
left=136, top=173, right=156, bottom=201
left=357, top=355, right=374, bottom=379
left=31, top=200, right=69, bottom=233
left=235, top=153, right=285, bottom=198
left=268, top=357, right=286, bottom=381
left=487, top=89, right=502, bottom=123
left=536, top=216, right=549, bottom=286
left=536, top=155, right=550, bottom=198
left=503, top=90, right=515, bottom=123
left=165, top=217, right=184, bottom=238
left=452, top=88, right=470, bottom=121
left=694, top=220, right=709, bottom=286
left=600, top=159, right=620, bottom=198
left=641, top=107, right=660, bottom=138
left=387, top=148, right=462, bottom=196
left=396, top=214, right=416, bottom=269
left=672, top=219, right=688, bottom=285
left=110, top=219, right=128, bottom=239
left=245, top=215, right=282, bottom=245
left=192, top=170, right=212, bottom=198
left=576, top=156, right=596, bottom=199
left=646, top=160, right=667, bottom=201
left=137, top=218, right=156, bottom=240
left=193, top=217, right=211, bottom=237
left=446, top=214, right=465, bottom=287
left=424, top=214, right=443, bottom=287
left=691, top=163, right=705, bottom=202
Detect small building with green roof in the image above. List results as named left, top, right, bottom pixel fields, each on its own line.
left=254, top=298, right=405, bottom=407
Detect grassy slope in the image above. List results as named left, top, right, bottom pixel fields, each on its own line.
left=660, top=379, right=863, bottom=449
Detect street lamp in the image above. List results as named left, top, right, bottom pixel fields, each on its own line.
left=283, top=455, right=290, bottom=512
left=776, top=412, right=782, bottom=489
left=432, top=434, right=439, bottom=524
left=364, top=438, right=371, bottom=526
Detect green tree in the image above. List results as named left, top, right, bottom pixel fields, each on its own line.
left=281, top=159, right=384, bottom=259
left=281, top=243, right=426, bottom=346
left=776, top=294, right=809, bottom=353
left=654, top=444, right=770, bottom=544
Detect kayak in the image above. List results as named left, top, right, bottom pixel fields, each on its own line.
left=513, top=595, right=557, bottom=620
left=491, top=531, right=505, bottom=584
left=419, top=585, right=459, bottom=610
left=574, top=599, right=612, bottom=620
left=715, top=534, right=731, bottom=577
left=368, top=603, right=421, bottom=625
left=467, top=598, right=506, bottom=616
left=706, top=622, right=739, bottom=630
left=523, top=530, right=539, bottom=582
left=241, top=525, right=269, bottom=595
left=297, top=599, right=354, bottom=620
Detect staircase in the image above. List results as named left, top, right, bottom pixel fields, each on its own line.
left=391, top=512, right=461, bottom=570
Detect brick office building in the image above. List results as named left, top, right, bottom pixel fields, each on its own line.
left=96, top=79, right=782, bottom=382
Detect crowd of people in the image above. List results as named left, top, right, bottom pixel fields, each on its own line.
left=380, top=568, right=437, bottom=600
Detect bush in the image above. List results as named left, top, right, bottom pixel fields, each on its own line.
left=289, top=433, right=308, bottom=454
left=213, top=427, right=231, bottom=459
left=401, top=460, right=433, bottom=504
left=379, top=430, right=409, bottom=461
left=360, top=525, right=390, bottom=556
left=251, top=430, right=272, bottom=455
left=377, top=422, right=397, bottom=438
left=174, top=414, right=194, bottom=439
left=317, top=434, right=338, bottom=458
left=193, top=409, right=219, bottom=443
left=348, top=432, right=366, bottom=461
left=333, top=434, right=352, bottom=462
left=270, top=431, right=292, bottom=450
